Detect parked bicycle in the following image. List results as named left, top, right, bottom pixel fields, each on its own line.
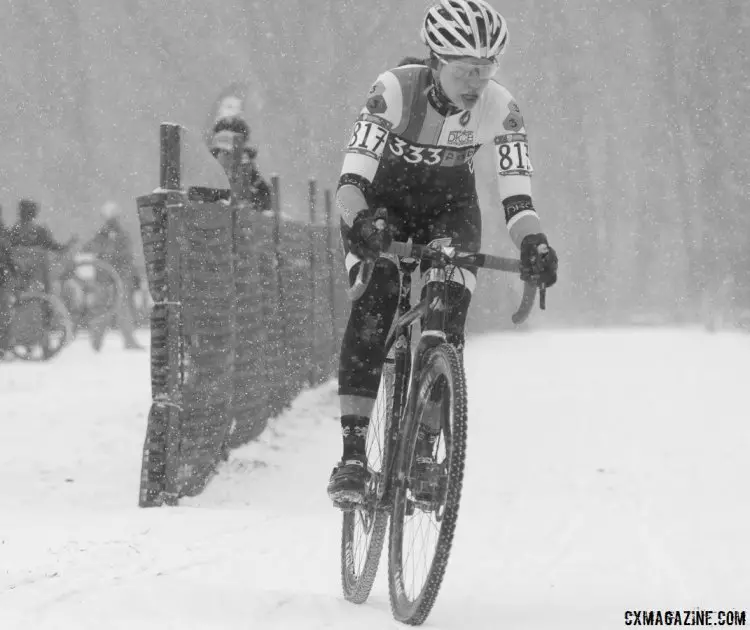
left=5, top=247, right=73, bottom=361
left=340, top=238, right=543, bottom=626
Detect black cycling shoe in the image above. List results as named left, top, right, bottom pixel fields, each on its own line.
left=327, top=454, right=370, bottom=508
left=412, top=455, right=443, bottom=504
left=411, top=422, right=442, bottom=504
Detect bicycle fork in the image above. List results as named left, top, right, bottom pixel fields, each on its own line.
left=382, top=271, right=449, bottom=500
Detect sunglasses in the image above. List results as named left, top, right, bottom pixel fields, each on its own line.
left=439, top=57, right=499, bottom=80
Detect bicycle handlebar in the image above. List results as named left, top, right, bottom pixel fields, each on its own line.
left=346, top=240, right=545, bottom=325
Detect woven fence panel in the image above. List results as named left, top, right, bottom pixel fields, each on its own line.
left=229, top=208, right=273, bottom=447
left=255, top=215, right=290, bottom=418
left=138, top=186, right=352, bottom=504
left=176, top=201, right=235, bottom=496
left=279, top=221, right=313, bottom=396
left=136, top=192, right=174, bottom=507
left=309, top=227, right=334, bottom=383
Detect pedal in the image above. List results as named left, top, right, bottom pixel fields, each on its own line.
left=331, top=490, right=365, bottom=511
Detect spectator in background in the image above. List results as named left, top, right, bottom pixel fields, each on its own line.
left=210, top=117, right=272, bottom=212
left=236, top=144, right=272, bottom=212
left=9, top=198, right=77, bottom=297
left=0, top=206, right=10, bottom=242
left=0, top=210, right=15, bottom=359
left=9, top=199, right=75, bottom=251
left=84, top=201, right=143, bottom=351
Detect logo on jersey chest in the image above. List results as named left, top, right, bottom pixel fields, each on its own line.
left=447, top=130, right=475, bottom=147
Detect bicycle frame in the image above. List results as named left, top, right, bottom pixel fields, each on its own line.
left=360, top=240, right=540, bottom=509
left=375, top=257, right=414, bottom=507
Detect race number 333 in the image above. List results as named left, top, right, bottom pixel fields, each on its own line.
left=347, top=120, right=389, bottom=160
left=495, top=133, right=533, bottom=176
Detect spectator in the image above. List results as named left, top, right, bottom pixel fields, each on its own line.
left=9, top=199, right=74, bottom=251
left=210, top=117, right=272, bottom=212
left=0, top=211, right=15, bottom=359
left=236, top=144, right=272, bottom=212
left=83, top=201, right=143, bottom=351
left=0, top=206, right=10, bottom=242
left=210, top=116, right=249, bottom=176
left=8, top=198, right=77, bottom=296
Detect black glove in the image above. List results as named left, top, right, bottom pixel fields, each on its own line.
left=347, top=207, right=392, bottom=260
left=520, top=233, right=558, bottom=287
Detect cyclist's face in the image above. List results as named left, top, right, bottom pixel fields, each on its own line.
left=437, top=56, right=498, bottom=110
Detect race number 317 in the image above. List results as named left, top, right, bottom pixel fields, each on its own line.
left=347, top=120, right=389, bottom=160
left=495, top=133, right=533, bottom=176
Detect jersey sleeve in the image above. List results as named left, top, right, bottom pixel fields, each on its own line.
left=485, top=83, right=543, bottom=248
left=336, top=71, right=404, bottom=225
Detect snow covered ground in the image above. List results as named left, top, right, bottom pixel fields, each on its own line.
left=1, top=327, right=748, bottom=629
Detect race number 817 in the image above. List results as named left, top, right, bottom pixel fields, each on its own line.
left=347, top=121, right=389, bottom=160
left=495, top=133, right=533, bottom=176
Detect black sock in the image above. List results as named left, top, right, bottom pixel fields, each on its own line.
left=341, top=415, right=369, bottom=460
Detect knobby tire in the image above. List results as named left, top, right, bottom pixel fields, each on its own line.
left=340, top=354, right=397, bottom=603
left=388, top=342, right=468, bottom=626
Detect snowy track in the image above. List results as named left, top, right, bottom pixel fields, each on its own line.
left=1, top=329, right=748, bottom=629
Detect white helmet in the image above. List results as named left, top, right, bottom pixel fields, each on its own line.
left=421, top=0, right=509, bottom=59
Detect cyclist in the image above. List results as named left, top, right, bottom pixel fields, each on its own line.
left=327, top=0, right=559, bottom=507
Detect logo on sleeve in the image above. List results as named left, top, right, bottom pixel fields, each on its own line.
left=366, top=81, right=387, bottom=115
left=503, top=100, right=524, bottom=132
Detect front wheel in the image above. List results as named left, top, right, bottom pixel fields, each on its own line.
left=340, top=353, right=396, bottom=603
left=388, top=343, right=467, bottom=626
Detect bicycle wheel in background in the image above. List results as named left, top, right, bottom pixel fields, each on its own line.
left=388, top=342, right=468, bottom=625
left=341, top=349, right=398, bottom=604
left=10, top=292, right=74, bottom=361
left=58, top=257, right=124, bottom=336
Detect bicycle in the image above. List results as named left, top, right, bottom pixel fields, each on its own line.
left=4, top=247, right=73, bottom=361
left=339, top=238, right=543, bottom=626
left=56, top=252, right=126, bottom=337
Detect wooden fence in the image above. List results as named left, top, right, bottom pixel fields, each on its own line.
left=137, top=124, right=348, bottom=506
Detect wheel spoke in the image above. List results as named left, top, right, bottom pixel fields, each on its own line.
left=340, top=355, right=394, bottom=603
left=388, top=343, right=467, bottom=625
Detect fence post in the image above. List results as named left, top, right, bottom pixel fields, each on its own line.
left=271, top=175, right=289, bottom=404
left=159, top=123, right=183, bottom=502
left=325, top=189, right=337, bottom=362
left=138, top=122, right=183, bottom=507
left=160, top=123, right=181, bottom=190
left=308, top=178, right=317, bottom=386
